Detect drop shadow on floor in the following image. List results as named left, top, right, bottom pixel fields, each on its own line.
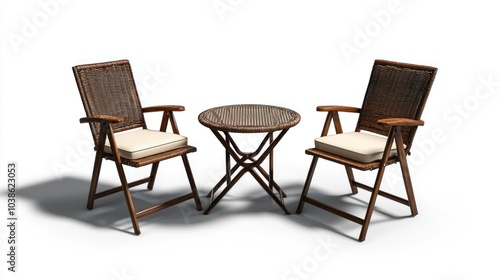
left=14, top=176, right=412, bottom=240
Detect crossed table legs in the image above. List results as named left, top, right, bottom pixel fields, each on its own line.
left=203, top=128, right=291, bottom=215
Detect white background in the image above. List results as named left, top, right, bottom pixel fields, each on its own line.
left=1, top=1, right=499, bottom=279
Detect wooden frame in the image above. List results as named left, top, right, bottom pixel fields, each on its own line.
left=296, top=60, right=438, bottom=241
left=203, top=128, right=291, bottom=215
left=73, top=60, right=202, bottom=235
left=198, top=104, right=300, bottom=215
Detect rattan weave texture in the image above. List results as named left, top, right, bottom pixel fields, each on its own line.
left=356, top=60, right=437, bottom=148
left=199, top=104, right=300, bottom=133
left=73, top=59, right=197, bottom=167
left=73, top=60, right=145, bottom=146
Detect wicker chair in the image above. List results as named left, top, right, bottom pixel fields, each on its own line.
left=296, top=60, right=437, bottom=241
left=73, top=59, right=202, bottom=235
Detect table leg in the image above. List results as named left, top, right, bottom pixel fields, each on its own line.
left=206, top=155, right=287, bottom=200
left=203, top=166, right=250, bottom=215
left=249, top=168, right=291, bottom=214
left=204, top=128, right=291, bottom=214
left=206, top=163, right=239, bottom=200
left=225, top=132, right=231, bottom=186
left=254, top=165, right=287, bottom=198
left=269, top=132, right=274, bottom=192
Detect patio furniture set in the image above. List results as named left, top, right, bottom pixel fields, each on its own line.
left=73, top=59, right=437, bottom=241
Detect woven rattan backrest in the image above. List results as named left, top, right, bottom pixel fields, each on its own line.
left=73, top=60, right=145, bottom=146
left=356, top=60, right=437, bottom=150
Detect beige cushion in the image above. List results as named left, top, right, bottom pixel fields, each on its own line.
left=104, top=129, right=187, bottom=159
left=314, top=132, right=397, bottom=163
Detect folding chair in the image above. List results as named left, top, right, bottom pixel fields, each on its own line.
left=73, top=59, right=202, bottom=235
left=296, top=59, right=437, bottom=241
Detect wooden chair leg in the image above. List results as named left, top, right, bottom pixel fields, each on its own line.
left=87, top=127, right=108, bottom=210
left=344, top=166, right=358, bottom=194
left=395, top=130, right=418, bottom=216
left=113, top=161, right=141, bottom=235
left=399, top=157, right=418, bottom=216
left=181, top=155, right=203, bottom=211
left=147, top=162, right=160, bottom=191
left=296, top=156, right=319, bottom=214
left=358, top=164, right=387, bottom=242
left=87, top=153, right=104, bottom=210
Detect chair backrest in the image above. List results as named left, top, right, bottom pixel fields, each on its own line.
left=356, top=59, right=437, bottom=152
left=73, top=60, right=146, bottom=146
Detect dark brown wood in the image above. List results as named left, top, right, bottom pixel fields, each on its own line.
left=146, top=162, right=159, bottom=191
left=305, top=148, right=399, bottom=171
left=168, top=110, right=180, bottom=135
left=317, top=106, right=360, bottom=136
left=352, top=181, right=410, bottom=206
left=377, top=118, right=424, bottom=127
left=331, top=111, right=343, bottom=135
left=296, top=59, right=437, bottom=241
left=248, top=168, right=291, bottom=214
left=86, top=121, right=109, bottom=210
left=269, top=132, right=274, bottom=191
left=94, top=178, right=150, bottom=199
left=320, top=112, right=333, bottom=137
left=136, top=193, right=195, bottom=219
left=102, top=146, right=197, bottom=168
left=181, top=154, right=203, bottom=211
left=199, top=104, right=300, bottom=215
left=296, top=156, right=318, bottom=214
left=142, top=105, right=185, bottom=112
left=303, top=197, right=365, bottom=225
left=394, top=128, right=418, bottom=216
left=106, top=126, right=141, bottom=235
left=203, top=127, right=292, bottom=214
left=345, top=166, right=358, bottom=194
left=73, top=59, right=203, bottom=235
left=358, top=126, right=397, bottom=241
left=159, top=111, right=170, bottom=133
left=80, top=115, right=124, bottom=124
left=316, top=106, right=361, bottom=113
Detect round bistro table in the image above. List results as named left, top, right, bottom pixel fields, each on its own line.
left=198, top=104, right=301, bottom=214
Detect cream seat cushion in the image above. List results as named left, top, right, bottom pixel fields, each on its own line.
left=314, top=132, right=397, bottom=163
left=104, top=129, right=188, bottom=160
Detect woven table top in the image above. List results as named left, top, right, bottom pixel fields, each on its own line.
left=199, top=104, right=301, bottom=133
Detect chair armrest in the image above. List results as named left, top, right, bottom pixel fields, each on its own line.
left=377, top=118, right=424, bottom=127
left=142, top=105, right=185, bottom=113
left=317, top=106, right=360, bottom=113
left=80, top=115, right=123, bottom=150
left=316, top=106, right=360, bottom=136
left=142, top=106, right=185, bottom=134
left=80, top=115, right=124, bottom=124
